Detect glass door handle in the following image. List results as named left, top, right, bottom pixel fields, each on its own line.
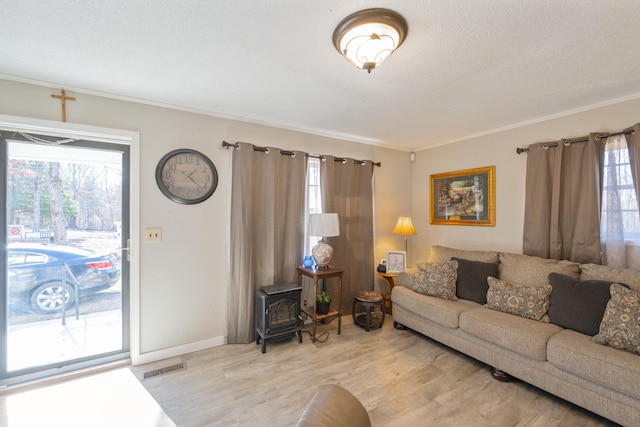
left=121, top=238, right=131, bottom=261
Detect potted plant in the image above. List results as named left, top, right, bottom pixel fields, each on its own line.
left=316, top=290, right=331, bottom=315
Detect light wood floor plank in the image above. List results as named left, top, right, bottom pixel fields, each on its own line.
left=132, top=316, right=619, bottom=426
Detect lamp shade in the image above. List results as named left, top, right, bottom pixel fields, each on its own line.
left=393, top=217, right=417, bottom=236
left=332, top=8, right=408, bottom=73
left=309, top=213, right=340, bottom=268
left=309, top=213, right=340, bottom=238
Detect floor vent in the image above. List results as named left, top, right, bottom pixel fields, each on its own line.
left=142, top=362, right=186, bottom=380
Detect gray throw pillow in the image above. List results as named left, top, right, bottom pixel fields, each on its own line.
left=548, top=273, right=628, bottom=336
left=593, top=284, right=640, bottom=355
left=452, top=257, right=498, bottom=304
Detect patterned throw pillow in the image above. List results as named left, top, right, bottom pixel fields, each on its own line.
left=593, top=284, right=640, bottom=355
left=411, top=261, right=458, bottom=301
left=486, top=276, right=552, bottom=322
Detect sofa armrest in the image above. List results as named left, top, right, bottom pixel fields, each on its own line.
left=397, top=267, right=418, bottom=288
left=295, top=384, right=371, bottom=427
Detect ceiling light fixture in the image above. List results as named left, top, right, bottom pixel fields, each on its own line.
left=332, top=8, right=408, bottom=74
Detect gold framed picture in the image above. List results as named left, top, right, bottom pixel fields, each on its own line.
left=430, top=166, right=495, bottom=226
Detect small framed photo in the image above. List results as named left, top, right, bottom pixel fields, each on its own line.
left=386, top=251, right=406, bottom=274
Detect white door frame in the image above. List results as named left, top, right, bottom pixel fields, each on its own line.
left=0, top=114, right=142, bottom=365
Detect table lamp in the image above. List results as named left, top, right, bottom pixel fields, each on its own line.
left=393, top=216, right=417, bottom=253
left=309, top=213, right=340, bottom=268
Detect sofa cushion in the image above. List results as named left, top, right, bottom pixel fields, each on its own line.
left=548, top=273, right=627, bottom=336
left=593, top=284, right=640, bottom=355
left=392, top=286, right=480, bottom=328
left=452, top=257, right=498, bottom=304
left=580, top=263, right=640, bottom=294
left=412, top=261, right=458, bottom=301
left=460, top=307, right=564, bottom=361
left=486, top=277, right=552, bottom=322
left=548, top=329, right=640, bottom=400
left=428, top=245, right=500, bottom=264
left=498, top=252, right=580, bottom=287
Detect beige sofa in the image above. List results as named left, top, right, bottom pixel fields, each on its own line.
left=391, top=246, right=640, bottom=426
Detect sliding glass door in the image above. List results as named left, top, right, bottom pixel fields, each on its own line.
left=1, top=130, right=130, bottom=387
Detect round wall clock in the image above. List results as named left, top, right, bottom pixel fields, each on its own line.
left=155, top=148, right=218, bottom=204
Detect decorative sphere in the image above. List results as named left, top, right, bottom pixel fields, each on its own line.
left=302, top=255, right=315, bottom=268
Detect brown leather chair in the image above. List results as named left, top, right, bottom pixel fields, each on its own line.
left=295, top=384, right=371, bottom=427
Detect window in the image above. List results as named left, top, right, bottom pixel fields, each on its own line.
left=601, top=135, right=640, bottom=266
left=7, top=252, right=48, bottom=266
left=305, top=157, right=322, bottom=255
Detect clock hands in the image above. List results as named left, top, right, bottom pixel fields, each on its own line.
left=182, top=170, right=202, bottom=187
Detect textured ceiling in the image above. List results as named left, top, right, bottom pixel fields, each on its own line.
left=2, top=1, right=640, bottom=152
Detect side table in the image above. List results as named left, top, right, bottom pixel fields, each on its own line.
left=298, top=266, right=343, bottom=340
left=377, top=272, right=398, bottom=314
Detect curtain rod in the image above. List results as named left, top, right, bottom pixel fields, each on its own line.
left=222, top=140, right=381, bottom=167
left=515, top=128, right=636, bottom=154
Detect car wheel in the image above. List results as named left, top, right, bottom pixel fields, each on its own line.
left=31, top=282, right=75, bottom=313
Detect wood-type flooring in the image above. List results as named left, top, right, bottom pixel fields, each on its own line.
left=132, top=315, right=620, bottom=427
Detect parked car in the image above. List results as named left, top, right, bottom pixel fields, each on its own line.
left=7, top=243, right=120, bottom=313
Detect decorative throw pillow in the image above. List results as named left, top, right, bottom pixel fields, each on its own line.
left=486, top=276, right=552, bottom=322
left=548, top=273, right=628, bottom=336
left=411, top=261, right=458, bottom=301
left=593, top=284, right=640, bottom=355
left=451, top=257, right=499, bottom=304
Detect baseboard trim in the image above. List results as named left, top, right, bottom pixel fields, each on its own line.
left=133, top=335, right=226, bottom=365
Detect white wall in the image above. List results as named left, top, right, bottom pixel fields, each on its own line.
left=3, top=77, right=637, bottom=360
left=410, top=96, right=640, bottom=264
left=0, top=79, right=391, bottom=361
left=371, top=146, right=414, bottom=294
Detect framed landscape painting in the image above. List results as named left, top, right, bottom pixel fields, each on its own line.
left=430, top=166, right=495, bottom=226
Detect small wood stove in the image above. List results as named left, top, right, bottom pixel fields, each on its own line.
left=255, top=282, right=303, bottom=353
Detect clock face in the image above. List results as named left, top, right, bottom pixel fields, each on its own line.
left=155, top=149, right=218, bottom=204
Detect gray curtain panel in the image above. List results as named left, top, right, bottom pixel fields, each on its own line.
left=523, top=135, right=602, bottom=264
left=320, top=156, right=375, bottom=314
left=626, top=123, right=640, bottom=206
left=227, top=142, right=307, bottom=344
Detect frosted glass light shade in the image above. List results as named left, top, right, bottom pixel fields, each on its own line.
left=333, top=8, right=408, bottom=73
